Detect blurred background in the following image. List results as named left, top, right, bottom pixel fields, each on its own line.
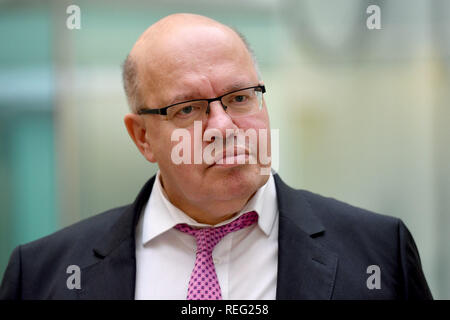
left=0, top=0, right=449, bottom=298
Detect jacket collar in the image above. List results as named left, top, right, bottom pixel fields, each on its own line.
left=80, top=174, right=338, bottom=299
left=78, top=176, right=156, bottom=299
left=273, top=174, right=325, bottom=236
left=92, top=176, right=156, bottom=258
left=273, top=174, right=338, bottom=299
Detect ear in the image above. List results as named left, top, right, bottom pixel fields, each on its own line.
left=124, top=113, right=157, bottom=163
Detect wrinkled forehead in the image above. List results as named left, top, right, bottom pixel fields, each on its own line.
left=131, top=23, right=257, bottom=107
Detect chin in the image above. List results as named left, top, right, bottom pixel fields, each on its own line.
left=209, top=165, right=268, bottom=200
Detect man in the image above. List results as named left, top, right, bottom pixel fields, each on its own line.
left=0, top=13, right=432, bottom=300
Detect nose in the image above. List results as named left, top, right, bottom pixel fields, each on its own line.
left=204, top=100, right=238, bottom=140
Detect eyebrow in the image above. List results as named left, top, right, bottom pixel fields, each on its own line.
left=167, top=81, right=254, bottom=106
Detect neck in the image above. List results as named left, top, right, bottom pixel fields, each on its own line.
left=172, top=196, right=255, bottom=225
left=159, top=175, right=255, bottom=225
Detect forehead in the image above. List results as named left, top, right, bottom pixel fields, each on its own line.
left=153, top=62, right=258, bottom=108
left=135, top=24, right=258, bottom=106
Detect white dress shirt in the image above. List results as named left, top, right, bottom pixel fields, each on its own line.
left=134, top=171, right=279, bottom=300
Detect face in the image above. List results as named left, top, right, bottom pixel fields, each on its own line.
left=125, top=22, right=271, bottom=223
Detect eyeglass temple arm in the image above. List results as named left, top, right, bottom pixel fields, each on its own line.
left=137, top=108, right=167, bottom=115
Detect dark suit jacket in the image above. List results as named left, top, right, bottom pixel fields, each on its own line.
left=0, top=174, right=432, bottom=299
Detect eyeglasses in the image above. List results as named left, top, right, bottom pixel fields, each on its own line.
left=137, top=85, right=266, bottom=128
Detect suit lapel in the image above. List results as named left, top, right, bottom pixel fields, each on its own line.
left=78, top=176, right=156, bottom=299
left=75, top=173, right=337, bottom=299
left=274, top=174, right=338, bottom=299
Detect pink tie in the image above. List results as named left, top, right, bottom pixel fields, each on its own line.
left=174, top=211, right=258, bottom=300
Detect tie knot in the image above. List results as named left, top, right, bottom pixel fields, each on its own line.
left=174, top=211, right=258, bottom=253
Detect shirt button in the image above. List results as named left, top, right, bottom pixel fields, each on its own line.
left=213, top=258, right=220, bottom=264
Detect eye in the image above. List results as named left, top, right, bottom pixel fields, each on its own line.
left=231, top=94, right=249, bottom=103
left=233, top=95, right=248, bottom=103
left=179, top=106, right=194, bottom=115
left=173, top=104, right=202, bottom=119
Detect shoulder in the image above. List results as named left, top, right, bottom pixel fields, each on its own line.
left=273, top=172, right=406, bottom=264
left=17, top=204, right=132, bottom=284
left=292, top=188, right=432, bottom=299
left=21, top=204, right=130, bottom=256
left=274, top=174, right=404, bottom=257
left=292, top=188, right=406, bottom=281
left=298, top=188, right=400, bottom=230
left=0, top=204, right=133, bottom=299
left=295, top=188, right=402, bottom=253
left=273, top=173, right=401, bottom=237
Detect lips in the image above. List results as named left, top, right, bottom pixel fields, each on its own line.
left=213, top=146, right=249, bottom=166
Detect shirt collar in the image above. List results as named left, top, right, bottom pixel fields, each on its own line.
left=140, top=171, right=278, bottom=245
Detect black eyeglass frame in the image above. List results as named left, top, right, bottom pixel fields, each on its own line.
left=137, top=85, right=266, bottom=116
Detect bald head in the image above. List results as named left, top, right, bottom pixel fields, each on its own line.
left=122, top=13, right=260, bottom=113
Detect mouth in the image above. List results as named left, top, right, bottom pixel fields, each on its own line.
left=209, top=146, right=250, bottom=168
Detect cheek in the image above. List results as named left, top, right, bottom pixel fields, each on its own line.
left=147, top=121, right=177, bottom=161
left=156, top=124, right=201, bottom=166
left=238, top=118, right=267, bottom=131
left=233, top=112, right=271, bottom=158
left=233, top=112, right=270, bottom=139
left=233, top=106, right=270, bottom=130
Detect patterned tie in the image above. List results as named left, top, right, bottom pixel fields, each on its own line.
left=174, top=211, right=258, bottom=300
